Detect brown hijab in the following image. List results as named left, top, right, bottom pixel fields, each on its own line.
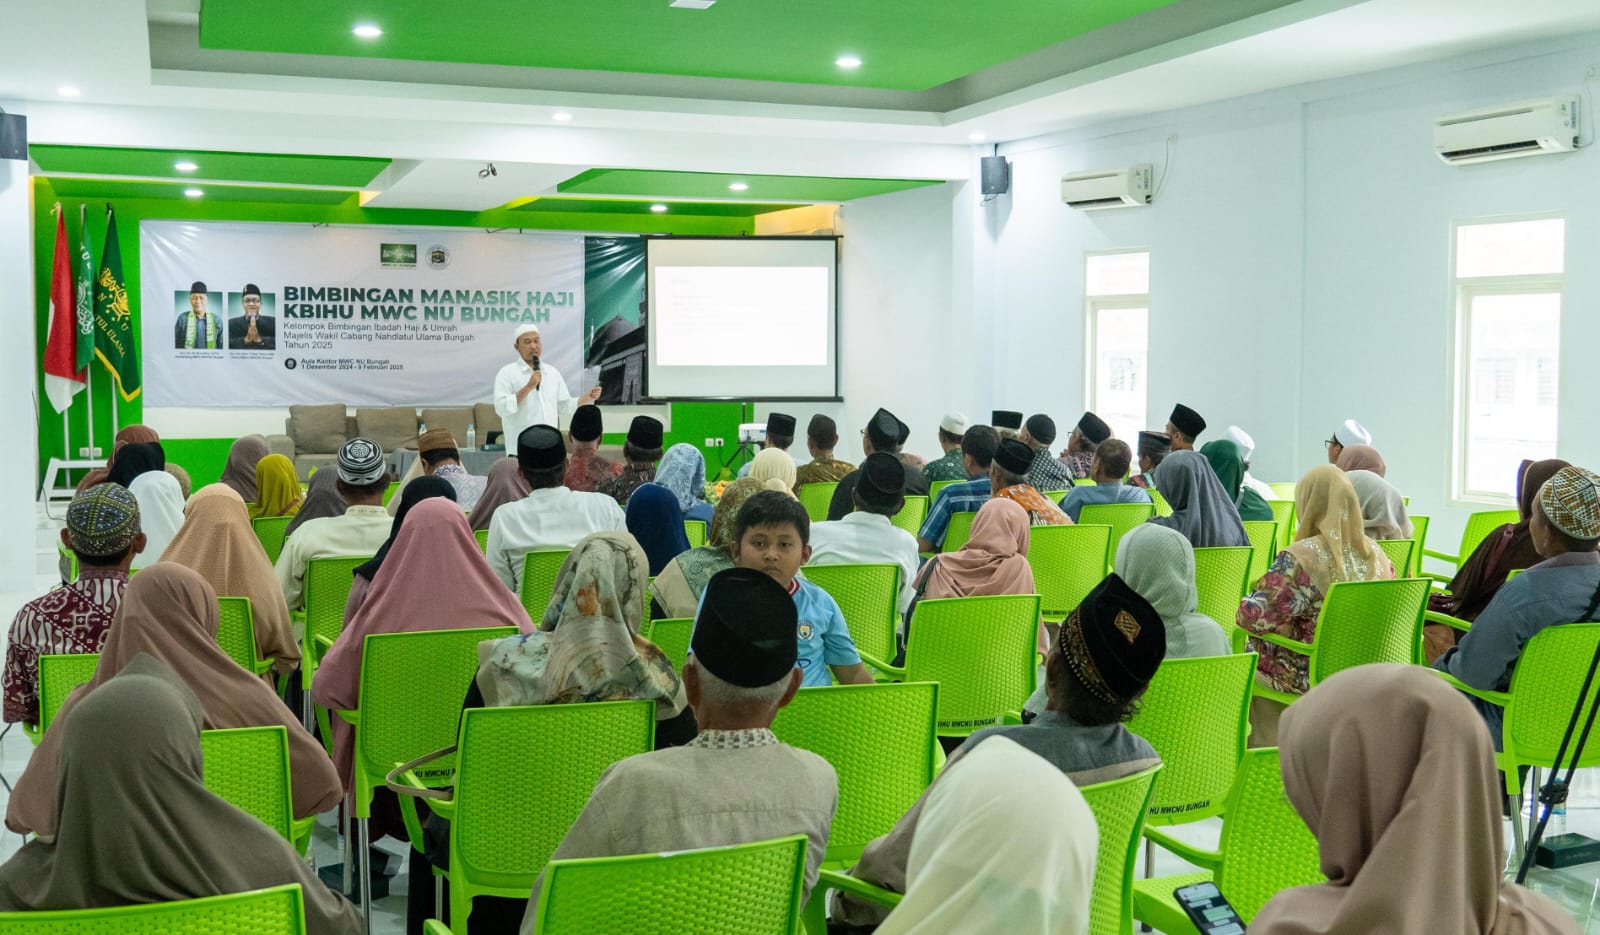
left=6, top=565, right=341, bottom=836
left=0, top=656, right=362, bottom=935
left=1335, top=444, right=1387, bottom=477
left=470, top=457, right=532, bottom=532
left=1443, top=459, right=1571, bottom=622
left=1251, top=664, right=1579, bottom=935
left=219, top=435, right=272, bottom=502
left=75, top=424, right=159, bottom=494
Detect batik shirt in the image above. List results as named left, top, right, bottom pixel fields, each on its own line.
left=1027, top=448, right=1073, bottom=492
left=795, top=456, right=856, bottom=489
left=920, top=449, right=968, bottom=482
left=3, top=569, right=126, bottom=724
left=1062, top=451, right=1095, bottom=481
left=564, top=449, right=623, bottom=494
left=995, top=484, right=1072, bottom=526
left=597, top=462, right=656, bottom=506
left=431, top=463, right=487, bottom=513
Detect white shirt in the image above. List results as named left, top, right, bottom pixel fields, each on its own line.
left=273, top=506, right=393, bottom=611
left=1242, top=472, right=1277, bottom=503
left=805, top=512, right=921, bottom=616
left=493, top=358, right=577, bottom=449
left=486, top=486, right=627, bottom=592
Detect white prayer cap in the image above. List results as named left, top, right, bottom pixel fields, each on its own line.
left=1225, top=425, right=1255, bottom=462
left=939, top=411, right=970, bottom=436
left=1333, top=419, right=1372, bottom=448
left=513, top=323, right=540, bottom=339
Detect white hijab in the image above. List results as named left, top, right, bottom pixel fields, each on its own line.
left=1115, top=523, right=1231, bottom=659
left=877, top=737, right=1098, bottom=935
left=1346, top=470, right=1412, bottom=542
left=129, top=471, right=186, bottom=570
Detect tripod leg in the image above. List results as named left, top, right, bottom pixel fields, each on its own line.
left=1527, top=767, right=1540, bottom=847
left=1511, top=792, right=1526, bottom=858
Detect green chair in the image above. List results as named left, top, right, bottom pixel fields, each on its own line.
left=889, top=496, right=929, bottom=536
left=201, top=725, right=295, bottom=842
left=1192, top=547, right=1253, bottom=633
left=382, top=481, right=401, bottom=505
left=1250, top=578, right=1430, bottom=708
left=1074, top=477, right=1097, bottom=487
left=683, top=519, right=707, bottom=548
left=1265, top=499, right=1296, bottom=551
left=524, top=835, right=807, bottom=935
left=0, top=883, right=307, bottom=934
left=877, top=595, right=1040, bottom=739
left=1133, top=748, right=1323, bottom=932
left=1150, top=489, right=1173, bottom=517
left=1027, top=523, right=1111, bottom=623
left=638, top=617, right=693, bottom=672
left=1376, top=539, right=1416, bottom=580
left=1424, top=509, right=1517, bottom=580
left=295, top=554, right=370, bottom=732
left=941, top=510, right=979, bottom=553
left=1079, top=503, right=1158, bottom=572
left=928, top=479, right=957, bottom=503
left=1268, top=482, right=1298, bottom=500
left=797, top=482, right=837, bottom=523
left=218, top=596, right=274, bottom=677
left=57, top=541, right=79, bottom=584
left=519, top=548, right=573, bottom=622
left=473, top=528, right=489, bottom=552
left=1241, top=520, right=1279, bottom=586
left=1046, top=487, right=1071, bottom=503
left=24, top=652, right=101, bottom=744
left=252, top=516, right=294, bottom=566
left=1410, top=515, right=1430, bottom=575
left=394, top=701, right=656, bottom=930
left=801, top=563, right=902, bottom=671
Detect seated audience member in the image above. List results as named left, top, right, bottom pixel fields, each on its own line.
left=916, top=425, right=1000, bottom=553
left=919, top=411, right=971, bottom=482
left=470, top=458, right=532, bottom=533
left=1165, top=403, right=1206, bottom=452
left=836, top=573, right=1164, bottom=927
left=1060, top=438, right=1153, bottom=521
left=1201, top=438, right=1275, bottom=523
left=1129, top=431, right=1171, bottom=490
left=274, top=438, right=394, bottom=612
left=1059, top=410, right=1111, bottom=480
left=627, top=483, right=692, bottom=576
left=74, top=424, right=157, bottom=494
left=417, top=428, right=485, bottom=511
left=750, top=447, right=799, bottom=495
left=1346, top=469, right=1412, bottom=541
left=808, top=453, right=921, bottom=618
left=1117, top=524, right=1230, bottom=658
left=487, top=426, right=628, bottom=592
left=1146, top=450, right=1249, bottom=548
left=162, top=485, right=299, bottom=676
left=283, top=467, right=346, bottom=537
left=652, top=443, right=716, bottom=524
left=1020, top=413, right=1071, bottom=492
left=597, top=416, right=665, bottom=505
left=106, top=440, right=165, bottom=492
left=827, top=408, right=932, bottom=520
left=385, top=454, right=426, bottom=518
left=344, top=477, right=457, bottom=625
left=737, top=412, right=797, bottom=479
left=0, top=658, right=362, bottom=935
left=733, top=492, right=874, bottom=686
left=910, top=498, right=1047, bottom=658
left=1435, top=466, right=1600, bottom=749
left=1251, top=664, right=1580, bottom=935
left=563, top=404, right=621, bottom=493
left=7, top=564, right=341, bottom=836
left=990, top=438, right=1071, bottom=526
left=991, top=409, right=1024, bottom=441
left=520, top=566, right=838, bottom=927
left=649, top=478, right=766, bottom=620
left=249, top=454, right=302, bottom=519
left=794, top=414, right=856, bottom=489
left=1324, top=418, right=1373, bottom=465
left=127, top=470, right=185, bottom=570
left=217, top=434, right=270, bottom=502
left=166, top=463, right=194, bottom=499
left=1335, top=443, right=1386, bottom=477
left=3, top=484, right=141, bottom=726
left=1226, top=425, right=1278, bottom=502
left=874, top=736, right=1097, bottom=935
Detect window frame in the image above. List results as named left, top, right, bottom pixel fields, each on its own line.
left=1084, top=249, right=1151, bottom=438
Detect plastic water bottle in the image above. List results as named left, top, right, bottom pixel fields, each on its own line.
left=467, top=423, right=477, bottom=450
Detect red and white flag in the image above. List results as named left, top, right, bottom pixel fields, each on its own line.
left=42, top=206, right=84, bottom=413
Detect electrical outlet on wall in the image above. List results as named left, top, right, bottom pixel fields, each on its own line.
left=77, top=447, right=102, bottom=458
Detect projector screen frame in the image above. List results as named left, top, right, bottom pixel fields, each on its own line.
left=639, top=234, right=843, bottom=403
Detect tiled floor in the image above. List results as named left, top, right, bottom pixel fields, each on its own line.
left=3, top=506, right=1600, bottom=932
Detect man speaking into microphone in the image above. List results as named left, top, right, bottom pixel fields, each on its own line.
left=493, top=323, right=602, bottom=448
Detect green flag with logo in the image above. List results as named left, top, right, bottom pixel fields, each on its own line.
left=93, top=207, right=140, bottom=401
left=74, top=204, right=95, bottom=374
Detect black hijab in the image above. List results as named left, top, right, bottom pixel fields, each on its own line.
left=105, top=442, right=166, bottom=489
left=353, top=476, right=457, bottom=582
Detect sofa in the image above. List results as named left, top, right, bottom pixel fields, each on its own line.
left=282, top=404, right=506, bottom=479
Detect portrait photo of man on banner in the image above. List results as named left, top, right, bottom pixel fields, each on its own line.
left=228, top=283, right=276, bottom=351
left=173, top=280, right=223, bottom=350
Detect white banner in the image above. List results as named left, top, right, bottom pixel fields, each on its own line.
left=139, top=220, right=587, bottom=407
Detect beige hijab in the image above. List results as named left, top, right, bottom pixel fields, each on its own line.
left=1288, top=465, right=1388, bottom=593
left=750, top=448, right=798, bottom=494
left=6, top=565, right=341, bottom=836
left=160, top=484, right=299, bottom=673
left=1252, top=664, right=1579, bottom=935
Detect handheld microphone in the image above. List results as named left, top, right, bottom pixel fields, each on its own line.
left=530, top=354, right=541, bottom=372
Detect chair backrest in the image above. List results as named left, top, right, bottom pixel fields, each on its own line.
left=1046, top=488, right=1071, bottom=503
left=639, top=617, right=693, bottom=672
left=889, top=496, right=929, bottom=535
left=942, top=511, right=978, bottom=552
left=801, top=563, right=901, bottom=667
left=303, top=556, right=369, bottom=657
left=529, top=835, right=806, bottom=935
left=1127, top=653, right=1256, bottom=826
left=1027, top=524, right=1111, bottom=618
left=1410, top=515, right=1430, bottom=566
left=1502, top=623, right=1600, bottom=771
left=520, top=548, right=573, bottom=621
left=928, top=479, right=957, bottom=503
left=38, top=653, right=100, bottom=734
left=383, top=481, right=401, bottom=505
left=770, top=682, right=938, bottom=864
left=1192, top=547, right=1253, bottom=631
left=1241, top=520, right=1278, bottom=585
left=252, top=516, right=294, bottom=566
left=201, top=725, right=295, bottom=841
left=1308, top=577, right=1430, bottom=685
left=1265, top=500, right=1295, bottom=550
left=797, top=482, right=837, bottom=523
left=0, top=884, right=306, bottom=933
left=1078, top=503, right=1157, bottom=571
left=454, top=701, right=655, bottom=889
left=1213, top=748, right=1324, bottom=922
left=1082, top=765, right=1163, bottom=935
left=1268, top=482, right=1298, bottom=500
left=474, top=528, right=489, bottom=552
left=904, top=595, right=1041, bottom=734
left=683, top=519, right=707, bottom=548
left=1459, top=509, right=1520, bottom=565
left=216, top=596, right=260, bottom=672
left=1150, top=489, right=1173, bottom=517
left=57, top=542, right=79, bottom=584
left=1376, top=539, right=1415, bottom=579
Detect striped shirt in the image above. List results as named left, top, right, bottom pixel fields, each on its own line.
left=3, top=568, right=125, bottom=724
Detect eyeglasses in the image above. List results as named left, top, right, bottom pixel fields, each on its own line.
left=1325, top=438, right=1339, bottom=448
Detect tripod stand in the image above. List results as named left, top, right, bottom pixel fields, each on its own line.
left=720, top=439, right=759, bottom=476
left=1514, top=635, right=1600, bottom=884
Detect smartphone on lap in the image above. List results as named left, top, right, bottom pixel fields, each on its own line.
left=1174, top=880, right=1247, bottom=934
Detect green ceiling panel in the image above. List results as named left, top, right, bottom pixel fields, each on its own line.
left=558, top=169, right=939, bottom=203
left=43, top=178, right=357, bottom=205
left=509, top=197, right=796, bottom=218
left=29, top=145, right=389, bottom=187
left=198, top=0, right=1180, bottom=90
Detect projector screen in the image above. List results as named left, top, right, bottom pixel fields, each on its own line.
left=646, top=236, right=839, bottom=400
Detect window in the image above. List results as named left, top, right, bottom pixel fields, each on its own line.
left=1452, top=218, right=1563, bottom=502
left=1086, top=251, right=1150, bottom=443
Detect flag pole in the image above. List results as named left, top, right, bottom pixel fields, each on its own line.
left=104, top=203, right=118, bottom=442
left=78, top=204, right=95, bottom=463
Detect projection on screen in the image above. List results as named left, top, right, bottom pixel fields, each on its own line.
left=645, top=237, right=839, bottom=400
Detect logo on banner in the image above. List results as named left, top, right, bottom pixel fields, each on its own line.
left=427, top=244, right=451, bottom=270
left=380, top=243, right=417, bottom=268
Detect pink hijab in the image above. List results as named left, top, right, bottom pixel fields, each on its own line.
left=1335, top=445, right=1387, bottom=477
left=918, top=499, right=1044, bottom=651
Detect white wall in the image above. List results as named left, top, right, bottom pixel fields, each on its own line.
left=1, top=100, right=39, bottom=590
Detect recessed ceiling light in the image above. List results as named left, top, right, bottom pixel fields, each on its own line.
left=728, top=182, right=749, bottom=192
left=352, top=23, right=382, bottom=39
left=57, top=86, right=81, bottom=98
left=968, top=131, right=987, bottom=142
left=650, top=204, right=668, bottom=213
left=552, top=111, right=573, bottom=122
left=183, top=188, right=204, bottom=198
left=835, top=54, right=862, bottom=70
left=669, top=0, right=717, bottom=8
left=174, top=160, right=199, bottom=172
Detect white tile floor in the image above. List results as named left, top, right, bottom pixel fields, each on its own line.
left=3, top=504, right=1600, bottom=932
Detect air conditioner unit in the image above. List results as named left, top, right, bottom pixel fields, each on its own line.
left=1060, top=164, right=1152, bottom=210
left=1434, top=98, right=1580, bottom=165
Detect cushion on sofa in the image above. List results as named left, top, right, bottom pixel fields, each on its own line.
left=356, top=407, right=421, bottom=451
left=287, top=404, right=348, bottom=454
left=473, top=402, right=502, bottom=437
left=420, top=408, right=474, bottom=448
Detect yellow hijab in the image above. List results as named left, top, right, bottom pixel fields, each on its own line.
left=248, top=454, right=302, bottom=520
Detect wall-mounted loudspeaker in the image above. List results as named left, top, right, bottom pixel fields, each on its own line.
left=0, top=113, right=25, bottom=161
left=980, top=155, right=1010, bottom=195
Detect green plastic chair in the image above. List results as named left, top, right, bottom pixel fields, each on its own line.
left=1424, top=509, right=1517, bottom=580
left=217, top=596, right=274, bottom=677
left=201, top=725, right=295, bottom=842
left=1192, top=547, right=1253, bottom=633
left=683, top=519, right=707, bottom=548
left=1241, top=520, right=1279, bottom=585
left=1129, top=654, right=1256, bottom=837
left=1073, top=477, right=1097, bottom=487
left=0, top=883, right=307, bottom=933
left=1046, top=487, right=1071, bottom=503
left=1268, top=482, right=1298, bottom=500
left=638, top=617, right=693, bottom=672
left=1150, top=489, right=1173, bottom=517
left=473, top=528, right=489, bottom=552
left=526, top=834, right=807, bottom=935
left=1133, top=748, right=1323, bottom=932
left=394, top=701, right=656, bottom=930
left=1027, top=523, right=1111, bottom=622
left=1250, top=578, right=1430, bottom=707
left=24, top=652, right=101, bottom=745
left=877, top=595, right=1040, bottom=738
left=1376, top=539, right=1416, bottom=580
left=519, top=548, right=573, bottom=622
left=56, top=541, right=79, bottom=584
left=889, top=496, right=928, bottom=536
left=927, top=479, right=957, bottom=503
left=941, top=510, right=978, bottom=553
left=1411, top=515, right=1430, bottom=572
left=382, top=481, right=401, bottom=506
left=295, top=554, right=370, bottom=732
left=1079, top=503, right=1158, bottom=572
left=801, top=563, right=901, bottom=670
left=252, top=516, right=294, bottom=566
left=797, top=482, right=837, bottom=523
left=1265, top=499, right=1296, bottom=551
